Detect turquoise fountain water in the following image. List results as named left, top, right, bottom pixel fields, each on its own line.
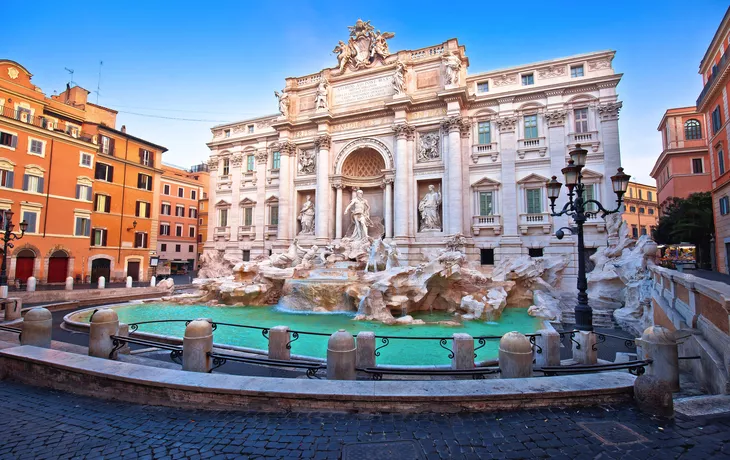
left=80, top=303, right=542, bottom=366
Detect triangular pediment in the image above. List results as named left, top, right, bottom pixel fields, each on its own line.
left=265, top=195, right=279, bottom=204
left=581, top=168, right=603, bottom=179
left=471, top=176, right=501, bottom=188
left=215, top=199, right=231, bottom=208
left=517, top=173, right=550, bottom=185
left=240, top=197, right=256, bottom=206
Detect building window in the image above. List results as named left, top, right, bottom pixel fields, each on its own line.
left=175, top=244, right=181, bottom=253
left=574, top=108, right=588, bottom=133
left=99, top=135, right=114, bottom=155
left=521, top=73, right=534, bottom=86
left=137, top=174, right=152, bottom=191
left=270, top=206, right=279, bottom=225
left=692, top=158, right=704, bottom=174
left=523, top=115, right=538, bottom=139
left=721, top=197, right=730, bottom=215
left=22, top=210, right=38, bottom=233
left=648, top=191, right=653, bottom=201
left=570, top=65, right=584, bottom=78
left=243, top=207, right=253, bottom=226
left=160, top=224, right=170, bottom=236
left=719, top=148, right=726, bottom=175
left=94, top=163, right=114, bottom=182
left=639, top=189, right=643, bottom=200
left=161, top=203, right=171, bottom=215
left=28, top=139, right=44, bottom=156
left=247, top=155, right=255, bottom=172
left=480, top=248, right=494, bottom=265
left=74, top=216, right=91, bottom=237
left=648, top=208, right=655, bottom=215
left=630, top=206, right=636, bottom=212
left=222, top=158, right=230, bottom=176
left=175, top=205, right=185, bottom=217
left=479, top=191, right=494, bottom=216
left=247, top=125, right=254, bottom=134
left=135, top=201, right=150, bottom=218
left=526, top=188, right=542, bottom=214
left=94, top=194, right=111, bottom=213
left=528, top=248, right=543, bottom=258
left=0, top=130, right=17, bottom=149
left=641, top=227, right=647, bottom=236
left=272, top=152, right=281, bottom=170
left=163, top=184, right=170, bottom=195
left=712, top=106, right=723, bottom=134
left=188, top=245, right=194, bottom=252
left=22, top=173, right=44, bottom=193
left=477, top=81, right=489, bottom=93
left=582, top=183, right=597, bottom=212
left=91, top=228, right=107, bottom=246
left=0, top=168, right=14, bottom=188
left=161, top=243, right=167, bottom=252
left=76, top=183, right=92, bottom=201
left=242, top=250, right=251, bottom=262
left=685, top=119, right=702, bottom=140
left=134, top=232, right=148, bottom=248
left=189, top=208, right=197, bottom=218
left=477, top=122, right=491, bottom=144
left=139, top=149, right=153, bottom=167
left=175, top=225, right=183, bottom=237
left=639, top=207, right=645, bottom=214
left=631, top=225, right=638, bottom=238
left=218, top=209, right=228, bottom=227
left=189, top=226, right=195, bottom=237
left=224, top=129, right=230, bottom=138
left=177, top=187, right=184, bottom=198
left=79, top=152, right=93, bottom=168
left=191, top=190, right=197, bottom=200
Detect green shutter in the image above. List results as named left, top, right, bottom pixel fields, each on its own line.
left=479, top=192, right=493, bottom=216
left=478, top=122, right=491, bottom=145
left=526, top=189, right=541, bottom=214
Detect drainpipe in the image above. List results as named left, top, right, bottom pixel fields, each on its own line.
left=42, top=139, right=54, bottom=237
left=117, top=137, right=129, bottom=274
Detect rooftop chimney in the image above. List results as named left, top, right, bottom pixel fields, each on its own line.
left=121, top=125, right=126, bottom=133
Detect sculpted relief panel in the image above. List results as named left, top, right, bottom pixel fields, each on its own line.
left=417, top=131, right=440, bottom=163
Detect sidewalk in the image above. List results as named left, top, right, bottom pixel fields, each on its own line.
left=688, top=269, right=730, bottom=285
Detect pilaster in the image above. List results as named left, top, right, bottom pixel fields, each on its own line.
left=314, top=134, right=332, bottom=242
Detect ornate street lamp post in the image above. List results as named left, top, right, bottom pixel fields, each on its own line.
left=547, top=145, right=631, bottom=331
left=0, top=210, right=28, bottom=298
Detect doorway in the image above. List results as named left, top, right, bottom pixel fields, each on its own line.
left=15, top=249, right=35, bottom=282
left=127, top=260, right=140, bottom=281
left=91, top=258, right=111, bottom=284
left=47, top=250, right=69, bottom=283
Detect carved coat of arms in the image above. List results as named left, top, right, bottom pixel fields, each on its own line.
left=333, top=19, right=395, bottom=73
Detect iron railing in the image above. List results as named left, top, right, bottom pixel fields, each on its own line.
left=0, top=104, right=93, bottom=143
left=537, top=359, right=652, bottom=377
left=697, top=52, right=729, bottom=108
left=357, top=366, right=500, bottom=381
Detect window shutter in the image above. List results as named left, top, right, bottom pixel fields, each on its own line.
left=90, top=230, right=95, bottom=246
left=105, top=196, right=111, bottom=213
left=94, top=194, right=99, bottom=210
left=86, top=187, right=92, bottom=201
left=109, top=138, right=115, bottom=155
left=102, top=230, right=107, bottom=247
left=76, top=184, right=81, bottom=199
left=22, top=174, right=29, bottom=191
left=108, top=165, right=114, bottom=182
left=6, top=171, right=13, bottom=188
left=10, top=135, right=18, bottom=148
left=75, top=218, right=81, bottom=236
left=139, top=148, right=144, bottom=162
left=135, top=201, right=140, bottom=217
left=37, top=177, right=44, bottom=193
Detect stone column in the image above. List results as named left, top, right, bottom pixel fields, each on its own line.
left=21, top=307, right=52, bottom=348
left=598, top=102, right=622, bottom=203
left=392, top=124, right=412, bottom=239
left=97, top=276, right=105, bottom=289
left=229, top=153, right=243, bottom=243
left=126, top=276, right=132, bottom=288
left=497, top=117, right=519, bottom=238
left=183, top=319, right=213, bottom=373
left=384, top=178, right=393, bottom=239
left=443, top=117, right=465, bottom=234
left=405, top=129, right=416, bottom=237
left=65, top=277, right=73, bottom=290
left=26, top=276, right=36, bottom=292
left=355, top=331, right=375, bottom=370
left=327, top=329, right=356, bottom=380
left=334, top=184, right=343, bottom=239
left=269, top=325, right=291, bottom=360
left=3, top=298, right=21, bottom=321
left=534, top=329, right=560, bottom=367
left=499, top=332, right=533, bottom=378
left=254, top=149, right=268, bottom=246
left=315, top=134, right=331, bottom=242
left=277, top=142, right=295, bottom=242
left=572, top=331, right=597, bottom=365
left=451, top=333, right=475, bottom=370
left=89, top=308, right=119, bottom=359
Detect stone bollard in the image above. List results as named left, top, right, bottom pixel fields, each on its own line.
left=452, top=333, right=475, bottom=370
left=634, top=374, right=674, bottom=418
left=535, top=329, right=560, bottom=367
left=117, top=323, right=131, bottom=354
left=21, top=308, right=52, bottom=348
left=636, top=326, right=679, bottom=392
left=499, top=332, right=533, bottom=378
left=150, top=276, right=156, bottom=287
left=268, top=326, right=291, bottom=360
left=65, top=276, right=74, bottom=291
left=0, top=285, right=6, bottom=298
left=89, top=308, right=119, bottom=359
left=3, top=298, right=22, bottom=321
left=183, top=319, right=213, bottom=372
left=97, top=276, right=105, bottom=289
left=327, top=329, right=356, bottom=380
left=26, top=277, right=36, bottom=292
left=126, top=276, right=133, bottom=288
left=572, top=331, right=597, bottom=365
left=355, top=331, right=375, bottom=370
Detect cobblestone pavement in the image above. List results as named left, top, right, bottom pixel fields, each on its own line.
left=0, top=381, right=728, bottom=460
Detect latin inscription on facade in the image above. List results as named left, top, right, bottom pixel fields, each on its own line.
left=333, top=75, right=393, bottom=105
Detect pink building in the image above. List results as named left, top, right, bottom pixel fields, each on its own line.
left=651, top=107, right=710, bottom=214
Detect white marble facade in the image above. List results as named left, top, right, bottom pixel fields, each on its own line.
left=205, top=22, right=623, bottom=283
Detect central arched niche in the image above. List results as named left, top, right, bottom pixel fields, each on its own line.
left=339, top=147, right=387, bottom=238
left=341, top=147, right=386, bottom=179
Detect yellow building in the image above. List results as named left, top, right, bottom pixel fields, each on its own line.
left=621, top=182, right=659, bottom=239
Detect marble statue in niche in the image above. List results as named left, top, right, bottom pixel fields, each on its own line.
left=392, top=61, right=406, bottom=96
left=315, top=78, right=329, bottom=111
left=418, top=185, right=442, bottom=231
left=418, top=132, right=440, bottom=162
left=298, top=149, right=316, bottom=175
left=274, top=90, right=289, bottom=117
left=344, top=189, right=372, bottom=241
left=443, top=52, right=461, bottom=86
left=298, top=195, right=315, bottom=235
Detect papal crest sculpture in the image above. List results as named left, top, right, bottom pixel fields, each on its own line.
left=333, top=19, right=395, bottom=73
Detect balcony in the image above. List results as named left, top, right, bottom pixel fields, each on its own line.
left=568, top=131, right=600, bottom=152
left=0, top=105, right=92, bottom=143
left=471, top=215, right=502, bottom=236
left=470, top=143, right=499, bottom=164
left=238, top=225, right=256, bottom=239
left=519, top=213, right=552, bottom=235
left=697, top=52, right=729, bottom=109
left=581, top=213, right=606, bottom=233
left=214, top=226, right=230, bottom=241
left=517, top=137, right=547, bottom=158
left=265, top=224, right=278, bottom=239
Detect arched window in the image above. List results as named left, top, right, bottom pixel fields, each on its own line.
left=685, top=119, right=702, bottom=140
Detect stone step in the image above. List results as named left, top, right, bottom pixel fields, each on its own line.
left=674, top=395, right=730, bottom=418
left=561, top=310, right=617, bottom=328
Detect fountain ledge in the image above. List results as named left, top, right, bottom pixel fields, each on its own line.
left=0, top=346, right=636, bottom=413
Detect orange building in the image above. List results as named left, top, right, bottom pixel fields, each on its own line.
left=0, top=59, right=168, bottom=285
left=651, top=107, right=711, bottom=214
left=621, top=182, right=659, bottom=239
left=697, top=8, right=730, bottom=273
left=156, top=163, right=208, bottom=274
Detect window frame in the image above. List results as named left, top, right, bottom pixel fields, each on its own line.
left=476, top=81, right=489, bottom=93
left=521, top=73, right=534, bottom=86
left=74, top=215, right=91, bottom=237
left=570, top=65, right=584, bottom=78
left=692, top=158, right=704, bottom=174
left=574, top=108, right=589, bottom=133
left=28, top=138, right=45, bottom=157
left=523, top=114, right=538, bottom=139
left=477, top=121, right=491, bottom=145
left=525, top=187, right=543, bottom=214
left=160, top=223, right=171, bottom=236
left=137, top=173, right=153, bottom=191
left=272, top=151, right=281, bottom=170
left=684, top=119, right=702, bottom=140
left=94, top=162, right=114, bottom=182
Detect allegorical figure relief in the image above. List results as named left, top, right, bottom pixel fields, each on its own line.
left=418, top=185, right=442, bottom=231
left=274, top=90, right=289, bottom=117
left=443, top=52, right=462, bottom=86
left=315, top=78, right=329, bottom=111
left=298, top=195, right=315, bottom=235
left=392, top=61, right=406, bottom=96
left=417, top=132, right=440, bottom=162
left=344, top=189, right=372, bottom=241
left=371, top=30, right=394, bottom=59
left=298, top=149, right=316, bottom=175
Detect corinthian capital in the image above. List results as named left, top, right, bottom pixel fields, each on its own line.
left=495, top=116, right=517, bottom=133
left=279, top=140, right=298, bottom=156
left=544, top=110, right=567, bottom=127
left=255, top=149, right=268, bottom=164
left=314, top=134, right=332, bottom=150
left=393, top=123, right=415, bottom=140
left=440, top=116, right=464, bottom=132
left=597, top=102, right=622, bottom=121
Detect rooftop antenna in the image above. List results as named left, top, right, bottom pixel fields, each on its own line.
left=64, top=67, right=75, bottom=86
left=94, top=60, right=103, bottom=104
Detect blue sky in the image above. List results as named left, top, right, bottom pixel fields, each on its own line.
left=3, top=1, right=728, bottom=183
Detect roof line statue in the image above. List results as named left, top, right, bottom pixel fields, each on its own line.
left=333, top=19, right=395, bottom=73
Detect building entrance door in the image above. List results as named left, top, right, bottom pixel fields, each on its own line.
left=91, top=259, right=111, bottom=284
left=725, top=243, right=730, bottom=273
left=15, top=249, right=35, bottom=283
left=127, top=261, right=140, bottom=281
left=47, top=251, right=69, bottom=283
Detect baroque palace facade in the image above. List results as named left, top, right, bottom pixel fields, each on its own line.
left=205, top=21, right=623, bottom=281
